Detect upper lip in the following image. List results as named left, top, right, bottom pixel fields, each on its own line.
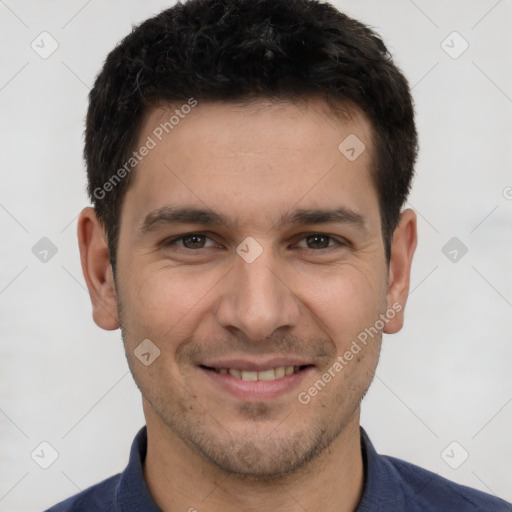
left=199, top=357, right=313, bottom=372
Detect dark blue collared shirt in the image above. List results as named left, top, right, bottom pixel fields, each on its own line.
left=45, top=426, right=512, bottom=511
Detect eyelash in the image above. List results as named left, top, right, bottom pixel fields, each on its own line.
left=162, top=232, right=349, bottom=252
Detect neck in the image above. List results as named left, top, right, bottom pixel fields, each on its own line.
left=142, top=406, right=365, bottom=512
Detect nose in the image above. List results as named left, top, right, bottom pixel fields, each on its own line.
left=214, top=246, right=301, bottom=342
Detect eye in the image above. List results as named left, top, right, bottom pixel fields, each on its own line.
left=295, top=233, right=345, bottom=250
left=162, top=232, right=348, bottom=252
left=164, top=233, right=218, bottom=250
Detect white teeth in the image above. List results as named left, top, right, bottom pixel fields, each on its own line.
left=274, top=366, right=285, bottom=378
left=257, top=369, right=275, bottom=381
left=216, top=366, right=303, bottom=381
left=241, top=370, right=258, bottom=381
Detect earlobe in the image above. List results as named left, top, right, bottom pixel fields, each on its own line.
left=383, top=208, right=417, bottom=334
left=77, top=207, right=120, bottom=330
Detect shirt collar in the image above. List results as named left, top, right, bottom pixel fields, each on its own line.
left=357, top=427, right=404, bottom=510
left=113, top=426, right=160, bottom=511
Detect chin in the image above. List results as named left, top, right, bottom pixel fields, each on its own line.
left=180, top=420, right=336, bottom=481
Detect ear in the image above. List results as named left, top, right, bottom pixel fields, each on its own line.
left=383, top=208, right=417, bottom=334
left=77, top=207, right=120, bottom=330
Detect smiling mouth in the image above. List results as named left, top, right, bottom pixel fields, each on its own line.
left=200, top=365, right=311, bottom=381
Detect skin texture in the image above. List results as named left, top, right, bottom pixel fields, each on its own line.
left=78, top=98, right=417, bottom=512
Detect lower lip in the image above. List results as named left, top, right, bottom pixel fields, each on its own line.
left=199, top=366, right=314, bottom=401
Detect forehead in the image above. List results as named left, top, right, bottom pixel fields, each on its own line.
left=121, top=98, right=378, bottom=232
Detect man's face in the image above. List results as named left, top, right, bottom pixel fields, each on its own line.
left=112, top=99, right=393, bottom=477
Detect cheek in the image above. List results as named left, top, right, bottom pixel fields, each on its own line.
left=123, top=266, right=224, bottom=340
left=299, top=264, right=386, bottom=337
left=120, top=253, right=387, bottom=351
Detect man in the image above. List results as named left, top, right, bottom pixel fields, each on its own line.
left=46, top=0, right=512, bottom=510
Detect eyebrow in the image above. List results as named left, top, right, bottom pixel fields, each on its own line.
left=139, top=205, right=366, bottom=234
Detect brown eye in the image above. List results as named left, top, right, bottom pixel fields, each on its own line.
left=295, top=233, right=339, bottom=250
left=305, top=234, right=331, bottom=249
left=181, top=234, right=207, bottom=249
left=163, top=233, right=217, bottom=250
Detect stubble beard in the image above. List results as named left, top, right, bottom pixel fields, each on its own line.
left=116, top=289, right=374, bottom=482
left=144, top=388, right=349, bottom=482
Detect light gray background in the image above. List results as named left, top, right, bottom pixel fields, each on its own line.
left=1, top=1, right=511, bottom=510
